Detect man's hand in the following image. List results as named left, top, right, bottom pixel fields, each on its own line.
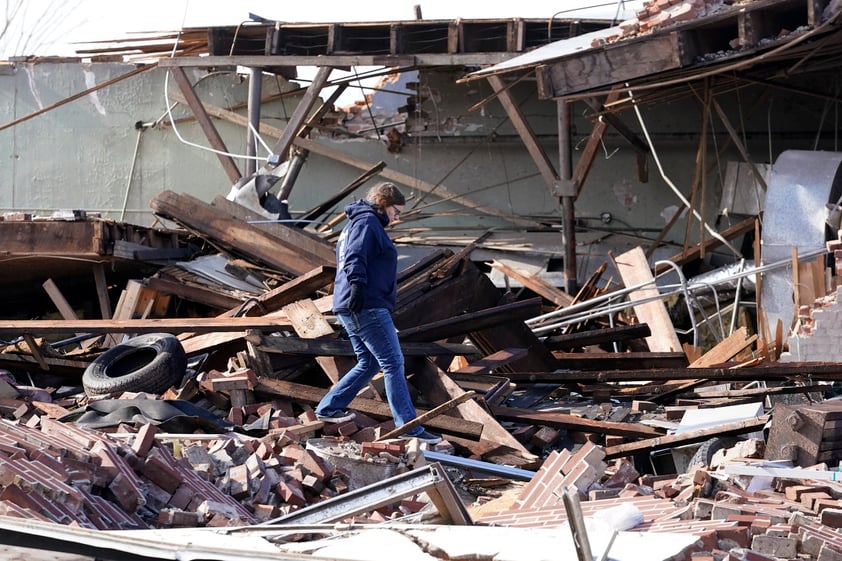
left=348, top=283, right=364, bottom=312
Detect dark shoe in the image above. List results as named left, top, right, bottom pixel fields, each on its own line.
left=400, top=429, right=442, bottom=444
left=316, top=410, right=356, bottom=423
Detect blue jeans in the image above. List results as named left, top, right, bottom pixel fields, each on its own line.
left=316, top=309, right=424, bottom=437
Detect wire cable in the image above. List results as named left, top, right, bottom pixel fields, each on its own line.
left=628, top=86, right=742, bottom=258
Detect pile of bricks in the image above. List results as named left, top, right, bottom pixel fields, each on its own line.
left=0, top=398, right=432, bottom=530
left=474, top=439, right=842, bottom=560
left=784, top=232, right=842, bottom=362
left=592, top=0, right=727, bottom=48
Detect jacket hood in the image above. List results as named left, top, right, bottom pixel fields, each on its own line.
left=345, top=199, right=389, bottom=226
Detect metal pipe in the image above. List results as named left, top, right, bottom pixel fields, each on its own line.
left=119, top=128, right=144, bottom=221
left=558, top=99, right=578, bottom=294
left=275, top=149, right=308, bottom=201
left=730, top=259, right=747, bottom=336
left=245, top=67, right=262, bottom=177
left=655, top=259, right=699, bottom=348
left=527, top=246, right=828, bottom=328
left=424, top=450, right=535, bottom=481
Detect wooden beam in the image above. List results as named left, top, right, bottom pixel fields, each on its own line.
left=255, top=377, right=484, bottom=440
left=450, top=348, right=528, bottom=375
left=506, top=362, right=842, bottom=383
left=169, top=67, right=241, bottom=183
left=158, top=54, right=517, bottom=69
left=406, top=356, right=536, bottom=463
left=489, top=260, right=574, bottom=308
left=145, top=276, right=243, bottom=311
left=248, top=333, right=477, bottom=357
left=92, top=264, right=112, bottom=320
left=489, top=405, right=664, bottom=438
left=0, top=317, right=294, bottom=335
left=655, top=216, right=756, bottom=273
left=535, top=33, right=686, bottom=99
left=0, top=353, right=88, bottom=376
left=268, top=65, right=332, bottom=163
left=614, top=246, right=682, bottom=352
left=150, top=190, right=329, bottom=276
left=603, top=415, right=769, bottom=460
left=553, top=351, right=689, bottom=371
left=397, top=297, right=543, bottom=342
left=242, top=265, right=336, bottom=316
left=41, top=279, right=85, bottom=339
left=211, top=196, right=335, bottom=265
left=487, top=74, right=560, bottom=196
left=543, top=323, right=652, bottom=350
left=377, top=391, right=477, bottom=440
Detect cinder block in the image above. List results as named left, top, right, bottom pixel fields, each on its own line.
left=750, top=535, right=797, bottom=559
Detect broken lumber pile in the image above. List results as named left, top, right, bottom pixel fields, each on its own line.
left=6, top=190, right=842, bottom=560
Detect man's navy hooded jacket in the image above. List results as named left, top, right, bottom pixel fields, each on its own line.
left=333, top=199, right=398, bottom=312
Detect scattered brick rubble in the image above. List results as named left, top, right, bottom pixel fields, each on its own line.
left=594, top=0, right=730, bottom=47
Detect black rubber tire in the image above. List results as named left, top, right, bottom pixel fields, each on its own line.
left=82, top=333, right=187, bottom=397
left=687, top=436, right=739, bottom=471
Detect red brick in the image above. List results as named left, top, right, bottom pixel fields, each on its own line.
left=298, top=450, right=333, bottom=480
left=821, top=507, right=842, bottom=528
left=228, top=464, right=250, bottom=499
left=158, top=508, right=201, bottom=527
left=168, top=485, right=194, bottom=510
left=276, top=478, right=307, bottom=507
left=362, top=441, right=406, bottom=456
left=802, top=491, right=833, bottom=511
left=252, top=503, right=279, bottom=522
left=109, top=472, right=146, bottom=513
left=141, top=453, right=182, bottom=494
left=131, top=423, right=159, bottom=457
left=717, top=526, right=750, bottom=548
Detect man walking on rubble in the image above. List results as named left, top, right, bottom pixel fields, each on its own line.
left=314, top=182, right=442, bottom=444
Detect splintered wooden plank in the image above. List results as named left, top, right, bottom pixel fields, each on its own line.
left=248, top=333, right=476, bottom=357
left=451, top=348, right=528, bottom=375
left=614, top=246, right=682, bottom=352
left=212, top=197, right=335, bottom=266
left=249, top=265, right=335, bottom=316
left=406, top=356, right=536, bottom=463
left=282, top=299, right=369, bottom=395
left=255, top=377, right=483, bottom=440
left=603, top=415, right=769, bottom=460
left=0, top=317, right=295, bottom=335
left=535, top=33, right=685, bottom=99
left=488, top=404, right=663, bottom=438
left=150, top=190, right=327, bottom=276
left=489, top=260, right=574, bottom=308
left=690, top=326, right=756, bottom=368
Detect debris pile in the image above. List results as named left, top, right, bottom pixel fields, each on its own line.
left=2, top=189, right=842, bottom=560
